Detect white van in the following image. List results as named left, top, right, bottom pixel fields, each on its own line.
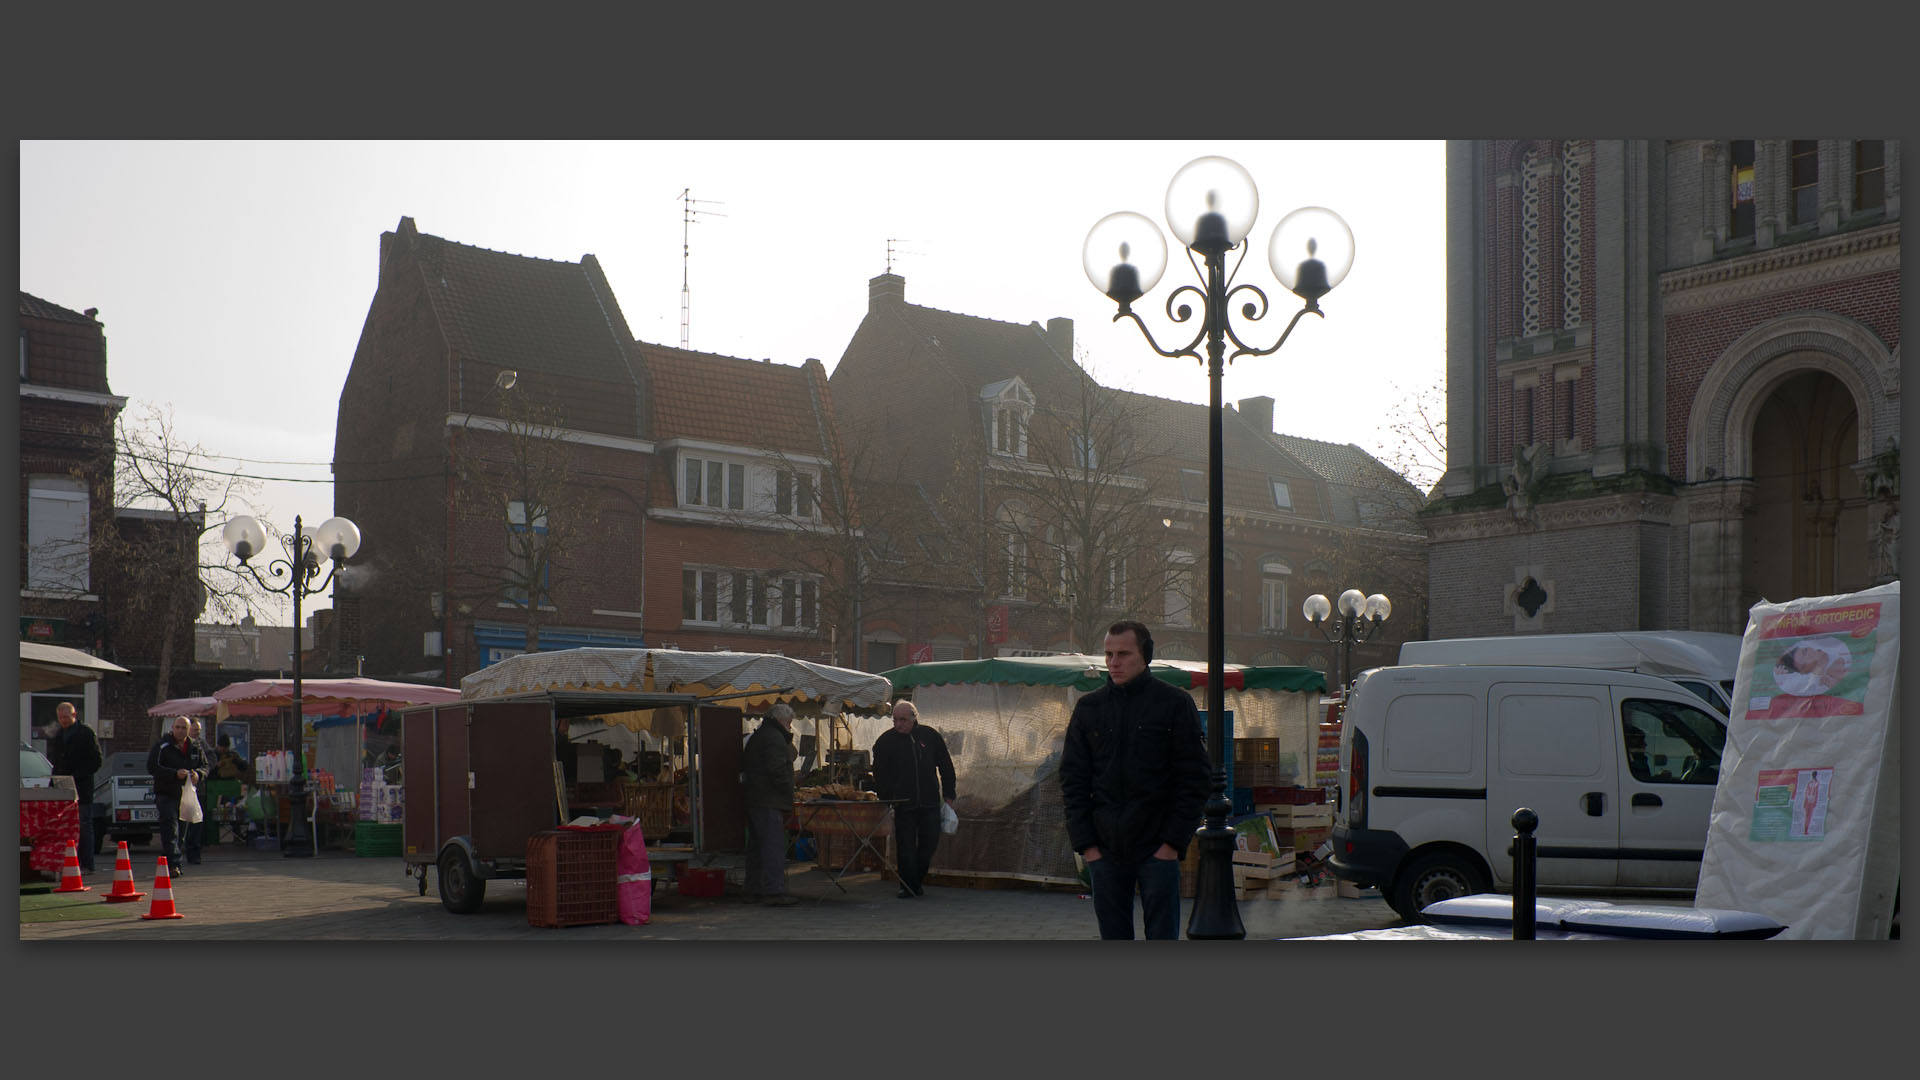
left=1397, top=631, right=1740, bottom=715
left=1327, top=664, right=1729, bottom=922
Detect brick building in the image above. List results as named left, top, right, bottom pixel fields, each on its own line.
left=828, top=273, right=1425, bottom=677
left=333, top=219, right=851, bottom=684
left=19, top=292, right=201, bottom=756
left=1427, top=140, right=1901, bottom=637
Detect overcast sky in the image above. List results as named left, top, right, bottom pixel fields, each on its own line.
left=19, top=140, right=1447, bottom=623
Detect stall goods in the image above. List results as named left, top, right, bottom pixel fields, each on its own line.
left=879, top=655, right=1324, bottom=886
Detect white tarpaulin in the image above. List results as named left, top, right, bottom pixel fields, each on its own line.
left=458, top=647, right=893, bottom=715
left=1694, top=580, right=1901, bottom=939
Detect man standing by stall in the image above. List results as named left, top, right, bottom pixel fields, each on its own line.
left=147, top=716, right=204, bottom=877
left=741, top=704, right=800, bottom=907
left=49, top=702, right=103, bottom=873
left=1060, top=620, right=1209, bottom=939
left=871, top=700, right=957, bottom=899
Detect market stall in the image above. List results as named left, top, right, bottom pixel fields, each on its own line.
left=406, top=647, right=894, bottom=917
left=878, top=654, right=1325, bottom=885
left=20, top=642, right=126, bottom=875
left=206, top=677, right=461, bottom=852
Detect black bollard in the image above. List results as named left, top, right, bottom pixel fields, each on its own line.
left=1511, top=808, right=1538, bottom=940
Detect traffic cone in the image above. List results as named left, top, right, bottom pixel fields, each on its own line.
left=101, top=841, right=146, bottom=903
left=54, top=844, right=92, bottom=893
left=139, top=857, right=185, bottom=920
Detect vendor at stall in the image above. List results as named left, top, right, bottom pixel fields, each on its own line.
left=555, top=716, right=579, bottom=784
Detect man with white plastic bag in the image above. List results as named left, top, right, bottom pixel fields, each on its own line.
left=147, top=717, right=204, bottom=878
left=871, top=700, right=957, bottom=899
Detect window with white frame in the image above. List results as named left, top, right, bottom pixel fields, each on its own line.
left=682, top=454, right=746, bottom=510
left=505, top=500, right=550, bottom=608
left=985, top=379, right=1033, bottom=458
left=1103, top=550, right=1126, bottom=609
left=775, top=468, right=816, bottom=518
left=1179, top=468, right=1207, bottom=503
left=684, top=565, right=818, bottom=630
left=996, top=505, right=1027, bottom=600
left=1260, top=560, right=1292, bottom=632
left=1071, top=432, right=1097, bottom=470
left=1165, top=548, right=1196, bottom=628
left=26, top=476, right=90, bottom=592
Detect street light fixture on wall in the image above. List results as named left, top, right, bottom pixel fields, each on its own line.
left=1084, top=155, right=1354, bottom=939
left=1303, top=588, right=1392, bottom=694
left=222, top=512, right=362, bottom=857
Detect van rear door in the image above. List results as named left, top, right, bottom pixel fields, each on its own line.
left=1487, top=682, right=1619, bottom=889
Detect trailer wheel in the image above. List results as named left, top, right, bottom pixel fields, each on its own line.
left=438, top=847, right=485, bottom=914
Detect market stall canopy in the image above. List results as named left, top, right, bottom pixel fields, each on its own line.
left=459, top=647, right=894, bottom=715
left=210, top=677, right=462, bottom=717
left=147, top=696, right=219, bottom=718
left=20, top=641, right=130, bottom=693
left=881, top=654, right=1326, bottom=695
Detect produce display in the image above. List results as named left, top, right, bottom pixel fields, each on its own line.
left=795, top=783, right=877, bottom=802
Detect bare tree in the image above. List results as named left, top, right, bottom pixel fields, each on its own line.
left=94, top=403, right=267, bottom=701
left=441, top=385, right=598, bottom=654
left=983, top=374, right=1186, bottom=654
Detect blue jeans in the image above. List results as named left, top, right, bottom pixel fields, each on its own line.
left=1088, top=855, right=1182, bottom=940
left=156, top=796, right=182, bottom=872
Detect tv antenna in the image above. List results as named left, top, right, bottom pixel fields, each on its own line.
left=885, top=238, right=924, bottom=275
left=678, top=189, right=726, bottom=349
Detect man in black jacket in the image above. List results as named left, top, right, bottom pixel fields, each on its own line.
left=49, top=702, right=103, bottom=872
left=147, top=717, right=203, bottom=878
left=1060, top=620, right=1209, bottom=939
left=741, top=704, right=800, bottom=906
left=871, top=699, right=956, bottom=899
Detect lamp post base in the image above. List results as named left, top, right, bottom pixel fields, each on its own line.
left=1186, top=821, right=1246, bottom=939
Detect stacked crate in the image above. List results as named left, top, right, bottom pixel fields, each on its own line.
left=525, top=827, right=621, bottom=928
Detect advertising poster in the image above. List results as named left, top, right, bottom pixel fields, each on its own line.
left=1744, top=601, right=1881, bottom=720
left=1749, top=767, right=1832, bottom=842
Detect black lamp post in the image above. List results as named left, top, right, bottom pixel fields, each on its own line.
left=222, top=512, right=362, bottom=857
left=1303, top=588, right=1392, bottom=695
left=1084, top=156, right=1354, bottom=939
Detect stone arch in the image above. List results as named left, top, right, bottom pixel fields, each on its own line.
left=1685, top=312, right=1897, bottom=484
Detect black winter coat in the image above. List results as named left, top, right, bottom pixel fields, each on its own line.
left=148, top=737, right=204, bottom=800
left=742, top=720, right=797, bottom=811
left=50, top=721, right=103, bottom=798
left=871, top=724, right=956, bottom=809
left=1059, top=673, right=1210, bottom=864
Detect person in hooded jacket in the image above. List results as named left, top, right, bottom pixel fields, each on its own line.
left=1060, top=620, right=1209, bottom=939
left=741, top=704, right=800, bottom=906
left=870, top=700, right=957, bottom=899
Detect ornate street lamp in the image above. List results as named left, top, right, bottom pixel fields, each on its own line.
left=1303, top=588, right=1392, bottom=694
left=222, top=513, right=362, bottom=857
left=1085, top=155, right=1354, bottom=938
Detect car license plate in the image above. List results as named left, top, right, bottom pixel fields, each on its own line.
left=133, top=809, right=156, bottom=821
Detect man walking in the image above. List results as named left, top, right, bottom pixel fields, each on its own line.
left=871, top=700, right=957, bottom=899
left=1060, top=620, right=1209, bottom=939
left=741, top=704, right=800, bottom=906
left=48, top=702, right=103, bottom=872
left=147, top=717, right=203, bottom=877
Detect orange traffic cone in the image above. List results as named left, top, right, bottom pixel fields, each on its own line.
left=139, top=857, right=185, bottom=920
left=101, top=841, right=146, bottom=903
left=54, top=844, right=92, bottom=893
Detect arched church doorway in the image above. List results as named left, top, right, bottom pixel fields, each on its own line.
left=1741, top=368, right=1868, bottom=609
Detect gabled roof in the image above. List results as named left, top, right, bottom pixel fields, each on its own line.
left=880, top=302, right=1088, bottom=404
left=639, top=344, right=831, bottom=458
left=1272, top=432, right=1423, bottom=531
left=19, top=291, right=96, bottom=324
left=388, top=219, right=645, bottom=437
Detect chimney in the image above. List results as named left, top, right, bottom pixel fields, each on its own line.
left=1238, top=395, right=1275, bottom=434
left=1046, top=317, right=1074, bottom=359
left=869, top=273, right=905, bottom=311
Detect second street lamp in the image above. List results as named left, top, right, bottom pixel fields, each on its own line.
left=1303, top=588, right=1392, bottom=694
left=1085, top=155, right=1354, bottom=939
left=222, top=512, right=361, bottom=857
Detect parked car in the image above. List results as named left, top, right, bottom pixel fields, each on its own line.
left=92, top=751, right=158, bottom=854
left=1328, top=664, right=1728, bottom=922
left=21, top=740, right=54, bottom=779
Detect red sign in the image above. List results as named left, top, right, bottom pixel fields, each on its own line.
left=986, top=605, right=1009, bottom=644
left=907, top=643, right=934, bottom=664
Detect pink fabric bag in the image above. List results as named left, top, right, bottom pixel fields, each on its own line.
left=616, top=822, right=653, bottom=926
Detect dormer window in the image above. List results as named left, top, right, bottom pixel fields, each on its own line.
left=983, top=378, right=1034, bottom=458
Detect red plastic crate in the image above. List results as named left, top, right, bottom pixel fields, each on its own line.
left=526, top=827, right=620, bottom=928
left=677, top=865, right=725, bottom=897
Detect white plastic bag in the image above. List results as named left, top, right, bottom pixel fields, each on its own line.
left=940, top=801, right=958, bottom=835
left=180, top=780, right=204, bottom=824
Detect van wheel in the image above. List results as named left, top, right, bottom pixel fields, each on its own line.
left=1390, top=853, right=1488, bottom=922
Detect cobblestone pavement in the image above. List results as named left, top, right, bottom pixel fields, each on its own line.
left=18, top=841, right=1406, bottom=941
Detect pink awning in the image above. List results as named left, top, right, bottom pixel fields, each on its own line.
left=209, top=677, right=461, bottom=717
left=147, top=696, right=220, bottom=718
